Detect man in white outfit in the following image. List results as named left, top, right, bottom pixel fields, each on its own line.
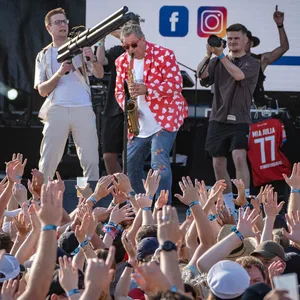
left=34, top=7, right=104, bottom=181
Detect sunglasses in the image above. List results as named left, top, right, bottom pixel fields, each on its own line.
left=122, top=39, right=141, bottom=50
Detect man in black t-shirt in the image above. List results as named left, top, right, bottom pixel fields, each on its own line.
left=197, top=23, right=260, bottom=213
left=97, top=36, right=125, bottom=174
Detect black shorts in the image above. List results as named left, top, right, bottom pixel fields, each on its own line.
left=205, top=121, right=249, bottom=157
left=101, top=114, right=124, bottom=154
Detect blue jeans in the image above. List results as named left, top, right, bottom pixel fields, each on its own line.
left=127, top=129, right=177, bottom=204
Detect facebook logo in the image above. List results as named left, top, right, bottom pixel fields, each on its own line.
left=159, top=6, right=189, bottom=37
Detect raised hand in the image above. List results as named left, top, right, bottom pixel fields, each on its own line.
left=111, top=187, right=127, bottom=205
left=75, top=212, right=91, bottom=243
left=5, top=160, right=21, bottom=184
left=174, top=176, right=198, bottom=206
left=264, top=191, right=284, bottom=218
left=84, top=246, right=115, bottom=294
left=93, top=207, right=113, bottom=223
left=37, top=183, right=63, bottom=227
left=236, top=207, right=259, bottom=238
left=217, top=205, right=236, bottom=225
left=268, top=260, right=285, bottom=280
left=283, top=162, right=300, bottom=189
left=31, top=169, right=44, bottom=196
left=136, top=193, right=152, bottom=209
left=28, top=203, right=41, bottom=232
left=11, top=153, right=27, bottom=181
left=157, top=205, right=181, bottom=244
left=232, top=179, right=247, bottom=207
left=195, top=179, right=208, bottom=206
left=13, top=212, right=31, bottom=237
left=273, top=5, right=284, bottom=26
left=58, top=256, right=79, bottom=293
left=109, top=204, right=135, bottom=224
left=0, top=177, right=8, bottom=195
left=0, top=279, right=20, bottom=300
left=53, top=171, right=65, bottom=194
left=93, top=175, right=114, bottom=201
left=142, top=169, right=161, bottom=197
left=121, top=231, right=136, bottom=266
left=131, top=262, right=171, bottom=295
left=282, top=211, right=300, bottom=246
left=155, top=190, right=169, bottom=210
left=113, top=173, right=133, bottom=195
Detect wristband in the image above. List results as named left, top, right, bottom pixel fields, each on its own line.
left=108, top=221, right=124, bottom=233
left=88, top=196, right=97, bottom=205
left=231, top=226, right=244, bottom=241
left=56, top=72, right=62, bottom=78
left=142, top=207, right=152, bottom=211
left=148, top=195, right=153, bottom=200
left=71, top=240, right=89, bottom=255
left=243, top=203, right=254, bottom=210
left=66, top=289, right=80, bottom=297
left=125, top=261, right=133, bottom=268
left=170, top=285, right=178, bottom=293
left=218, top=53, right=225, bottom=59
left=277, top=24, right=284, bottom=28
left=186, top=208, right=192, bottom=216
left=16, top=175, right=22, bottom=180
left=291, top=189, right=300, bottom=193
left=188, top=201, right=199, bottom=208
left=42, top=224, right=57, bottom=231
left=128, top=190, right=136, bottom=198
left=208, top=213, right=218, bottom=221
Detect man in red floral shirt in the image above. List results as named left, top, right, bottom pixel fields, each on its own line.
left=115, top=23, right=188, bottom=203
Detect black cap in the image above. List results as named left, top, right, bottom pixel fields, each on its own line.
left=247, top=30, right=260, bottom=47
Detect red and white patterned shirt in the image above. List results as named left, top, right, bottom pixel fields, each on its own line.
left=115, top=41, right=188, bottom=139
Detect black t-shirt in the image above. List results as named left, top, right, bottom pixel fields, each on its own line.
left=202, top=54, right=260, bottom=124
left=103, top=45, right=125, bottom=116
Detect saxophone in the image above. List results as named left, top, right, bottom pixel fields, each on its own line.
left=127, top=53, right=140, bottom=136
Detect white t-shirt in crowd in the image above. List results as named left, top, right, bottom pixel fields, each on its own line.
left=133, top=58, right=162, bottom=138
left=51, top=48, right=91, bottom=107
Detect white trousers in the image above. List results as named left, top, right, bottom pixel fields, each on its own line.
left=39, top=105, right=99, bottom=181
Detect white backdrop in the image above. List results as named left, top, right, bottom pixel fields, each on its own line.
left=86, top=0, right=300, bottom=91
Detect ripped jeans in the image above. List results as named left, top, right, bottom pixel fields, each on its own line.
left=127, top=129, right=177, bottom=204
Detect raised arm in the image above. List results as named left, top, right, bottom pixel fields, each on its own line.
left=261, top=6, right=289, bottom=71
left=197, top=207, right=258, bottom=273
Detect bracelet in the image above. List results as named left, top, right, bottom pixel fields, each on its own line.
left=142, top=207, right=152, bottom=211
left=148, top=195, right=154, bottom=200
left=218, top=53, right=225, bottom=59
left=108, top=221, right=124, bottom=233
left=71, top=240, right=89, bottom=255
left=102, top=225, right=118, bottom=239
left=125, top=261, right=133, bottom=268
left=188, top=201, right=199, bottom=208
left=186, top=208, right=192, bottom=216
left=208, top=213, right=218, bottom=221
left=243, top=203, right=254, bottom=210
left=231, top=226, right=244, bottom=241
left=291, top=189, right=300, bottom=193
left=66, top=289, right=80, bottom=297
left=170, top=285, right=178, bottom=293
left=88, top=196, right=97, bottom=205
left=42, top=224, right=57, bottom=231
left=277, top=24, right=284, bottom=28
left=56, top=72, right=62, bottom=78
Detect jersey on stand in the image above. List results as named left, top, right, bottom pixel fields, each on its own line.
left=248, top=118, right=291, bottom=186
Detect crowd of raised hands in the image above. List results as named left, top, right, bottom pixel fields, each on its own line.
left=0, top=154, right=300, bottom=299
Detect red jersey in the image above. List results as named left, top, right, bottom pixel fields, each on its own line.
left=248, top=118, right=291, bottom=186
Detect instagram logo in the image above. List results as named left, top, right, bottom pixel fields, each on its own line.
left=197, top=6, right=227, bottom=38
